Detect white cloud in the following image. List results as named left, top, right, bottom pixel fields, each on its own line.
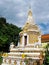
left=0, top=0, right=49, bottom=34
left=17, top=11, right=25, bottom=17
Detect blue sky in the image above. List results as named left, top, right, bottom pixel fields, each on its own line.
left=0, top=0, right=49, bottom=34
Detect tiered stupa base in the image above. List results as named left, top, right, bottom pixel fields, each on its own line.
left=2, top=45, right=45, bottom=65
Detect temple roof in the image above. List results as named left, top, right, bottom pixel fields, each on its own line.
left=41, top=34, right=49, bottom=43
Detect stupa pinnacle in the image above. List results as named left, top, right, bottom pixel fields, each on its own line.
left=26, top=6, right=35, bottom=25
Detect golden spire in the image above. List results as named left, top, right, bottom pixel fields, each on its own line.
left=28, top=5, right=32, bottom=16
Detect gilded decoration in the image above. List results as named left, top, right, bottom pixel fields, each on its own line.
left=29, top=33, right=38, bottom=44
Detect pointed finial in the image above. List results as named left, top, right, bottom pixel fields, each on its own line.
left=28, top=4, right=32, bottom=16
left=28, top=2, right=31, bottom=10
left=29, top=5, right=31, bottom=9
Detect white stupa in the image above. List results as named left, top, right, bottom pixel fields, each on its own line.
left=2, top=7, right=45, bottom=65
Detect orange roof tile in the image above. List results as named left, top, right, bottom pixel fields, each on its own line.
left=41, top=34, right=49, bottom=43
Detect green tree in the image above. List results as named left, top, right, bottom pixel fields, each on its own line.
left=0, top=17, right=21, bottom=52
left=0, top=52, right=3, bottom=65
left=0, top=56, right=3, bottom=65
left=43, top=44, right=49, bottom=65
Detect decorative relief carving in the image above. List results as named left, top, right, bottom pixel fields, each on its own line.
left=29, top=34, right=38, bottom=43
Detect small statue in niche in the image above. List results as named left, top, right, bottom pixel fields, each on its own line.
left=10, top=42, right=15, bottom=50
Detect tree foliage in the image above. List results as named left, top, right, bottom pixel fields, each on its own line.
left=0, top=56, right=3, bottom=65
left=43, top=44, right=49, bottom=65
left=0, top=17, right=21, bottom=52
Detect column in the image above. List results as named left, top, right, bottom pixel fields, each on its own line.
left=27, top=35, right=29, bottom=45
left=39, top=59, right=43, bottom=65
left=38, top=35, right=41, bottom=45
left=22, top=61, right=26, bottom=65
left=20, top=61, right=22, bottom=65
left=11, top=59, right=14, bottom=65
left=4, top=59, right=6, bottom=63
left=17, top=61, right=20, bottom=65
left=22, top=36, right=24, bottom=46
left=6, top=59, right=9, bottom=64
left=2, top=58, right=5, bottom=63
left=8, top=59, right=11, bottom=64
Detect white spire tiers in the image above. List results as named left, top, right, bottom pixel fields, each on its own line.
left=26, top=6, right=35, bottom=25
